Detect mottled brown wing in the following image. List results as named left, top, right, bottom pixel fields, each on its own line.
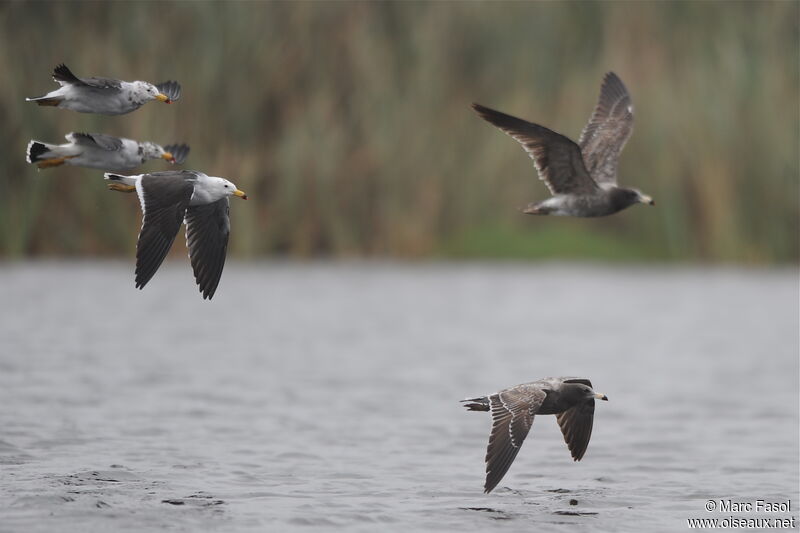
left=556, top=399, right=595, bottom=461
left=484, top=387, right=546, bottom=493
left=472, top=103, right=598, bottom=195
left=578, top=72, right=634, bottom=186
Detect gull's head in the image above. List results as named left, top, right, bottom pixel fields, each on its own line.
left=582, top=385, right=607, bottom=401
left=567, top=383, right=608, bottom=403
left=635, top=190, right=655, bottom=206
left=217, top=178, right=248, bottom=200
left=625, top=188, right=655, bottom=206
left=136, top=81, right=171, bottom=103
left=615, top=187, right=655, bottom=209
left=141, top=142, right=175, bottom=163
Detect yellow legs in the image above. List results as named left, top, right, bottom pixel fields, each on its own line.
left=36, top=155, right=77, bottom=169
left=107, top=183, right=136, bottom=193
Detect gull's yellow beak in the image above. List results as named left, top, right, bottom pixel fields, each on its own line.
left=161, top=152, right=176, bottom=164
left=595, top=393, right=609, bottom=401
left=641, top=195, right=655, bottom=206
left=156, top=93, right=171, bottom=103
left=233, top=189, right=248, bottom=200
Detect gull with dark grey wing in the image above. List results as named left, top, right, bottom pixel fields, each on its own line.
left=104, top=170, right=247, bottom=300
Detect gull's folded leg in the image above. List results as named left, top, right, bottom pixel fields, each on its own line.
left=107, top=183, right=136, bottom=193
left=36, top=156, right=75, bottom=168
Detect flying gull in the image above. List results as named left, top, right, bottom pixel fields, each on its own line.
left=472, top=72, right=653, bottom=216
left=26, top=64, right=181, bottom=115
left=104, top=170, right=247, bottom=300
left=27, top=132, right=189, bottom=171
left=462, top=377, right=608, bottom=493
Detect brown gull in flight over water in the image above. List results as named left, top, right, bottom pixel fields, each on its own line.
left=462, top=377, right=608, bottom=493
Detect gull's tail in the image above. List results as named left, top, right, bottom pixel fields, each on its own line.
left=25, top=95, right=62, bottom=106
left=104, top=172, right=136, bottom=185
left=26, top=141, right=52, bottom=163
left=461, top=396, right=490, bottom=412
left=26, top=140, right=77, bottom=169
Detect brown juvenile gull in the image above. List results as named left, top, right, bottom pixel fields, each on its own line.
left=462, top=377, right=608, bottom=493
left=27, top=132, right=189, bottom=171
left=26, top=64, right=181, bottom=115
left=472, top=72, right=653, bottom=216
left=104, top=170, right=247, bottom=300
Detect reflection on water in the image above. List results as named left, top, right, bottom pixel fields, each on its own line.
left=1, top=262, right=798, bottom=531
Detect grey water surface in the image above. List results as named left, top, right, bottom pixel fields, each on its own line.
left=1, top=262, right=797, bottom=532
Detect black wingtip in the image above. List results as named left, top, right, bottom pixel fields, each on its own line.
left=471, top=102, right=491, bottom=115
left=156, top=80, right=182, bottom=102
left=469, top=103, right=525, bottom=130
left=483, top=480, right=499, bottom=494
left=53, top=63, right=80, bottom=84
left=163, top=144, right=190, bottom=165
left=600, top=72, right=630, bottom=101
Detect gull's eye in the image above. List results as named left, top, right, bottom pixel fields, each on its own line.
left=224, top=184, right=229, bottom=188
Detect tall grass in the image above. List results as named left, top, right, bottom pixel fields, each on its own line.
left=0, top=1, right=797, bottom=263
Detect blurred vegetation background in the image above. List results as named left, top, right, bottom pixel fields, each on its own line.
left=0, top=1, right=797, bottom=263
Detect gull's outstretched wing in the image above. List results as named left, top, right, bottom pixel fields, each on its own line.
left=163, top=144, right=190, bottom=164
left=53, top=64, right=122, bottom=91
left=67, top=132, right=124, bottom=152
left=134, top=173, right=196, bottom=289
left=556, top=399, right=595, bottom=461
left=156, top=81, right=182, bottom=102
left=578, top=72, right=634, bottom=186
left=472, top=103, right=598, bottom=195
left=484, top=386, right=546, bottom=493
left=184, top=198, right=231, bottom=300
